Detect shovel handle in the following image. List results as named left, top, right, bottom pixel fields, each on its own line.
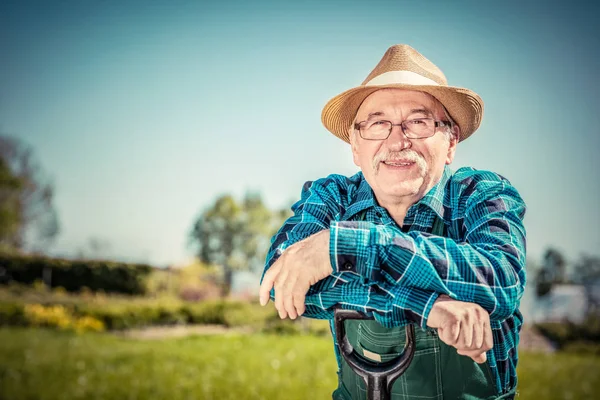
left=334, top=307, right=416, bottom=400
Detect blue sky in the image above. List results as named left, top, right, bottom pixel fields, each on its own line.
left=1, top=0, right=599, bottom=267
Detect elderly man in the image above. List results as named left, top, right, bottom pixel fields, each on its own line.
left=259, top=44, right=526, bottom=399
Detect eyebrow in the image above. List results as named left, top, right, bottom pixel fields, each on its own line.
left=364, top=109, right=433, bottom=120
left=408, top=108, right=433, bottom=117
left=366, top=112, right=385, bottom=120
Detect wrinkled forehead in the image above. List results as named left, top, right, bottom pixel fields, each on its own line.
left=355, top=88, right=444, bottom=121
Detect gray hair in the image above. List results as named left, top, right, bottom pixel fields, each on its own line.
left=440, top=105, right=459, bottom=142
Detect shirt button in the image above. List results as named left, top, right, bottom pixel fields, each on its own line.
left=343, top=262, right=354, bottom=271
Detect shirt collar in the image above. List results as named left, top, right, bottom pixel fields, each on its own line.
left=342, top=172, right=376, bottom=220
left=411, top=165, right=453, bottom=220
left=344, top=166, right=453, bottom=221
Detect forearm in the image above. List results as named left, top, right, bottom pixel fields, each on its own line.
left=265, top=220, right=441, bottom=327
left=329, top=220, right=525, bottom=321
left=302, top=271, right=439, bottom=328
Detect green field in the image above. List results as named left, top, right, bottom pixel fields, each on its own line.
left=0, top=328, right=598, bottom=400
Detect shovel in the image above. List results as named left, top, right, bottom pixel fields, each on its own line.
left=334, top=307, right=416, bottom=400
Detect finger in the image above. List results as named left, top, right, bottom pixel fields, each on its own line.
left=275, top=286, right=287, bottom=319
left=259, top=265, right=279, bottom=306
left=283, top=280, right=297, bottom=320
left=274, top=274, right=288, bottom=319
left=472, top=352, right=487, bottom=364
left=437, top=327, right=449, bottom=346
left=457, top=349, right=487, bottom=364
left=483, top=320, right=494, bottom=351
left=448, top=320, right=461, bottom=345
left=437, top=326, right=456, bottom=347
left=472, top=319, right=484, bottom=350
left=461, top=318, right=473, bottom=348
left=293, top=291, right=306, bottom=317
left=259, top=277, right=274, bottom=306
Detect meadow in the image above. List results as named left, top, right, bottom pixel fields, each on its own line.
left=0, top=327, right=598, bottom=400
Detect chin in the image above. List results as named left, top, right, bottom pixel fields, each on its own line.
left=382, top=180, right=423, bottom=198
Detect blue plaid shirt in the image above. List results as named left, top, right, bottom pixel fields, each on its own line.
left=262, top=165, right=527, bottom=394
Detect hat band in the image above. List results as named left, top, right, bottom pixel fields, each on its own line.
left=365, top=70, right=440, bottom=86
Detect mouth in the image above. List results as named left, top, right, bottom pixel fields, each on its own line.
left=382, top=160, right=415, bottom=168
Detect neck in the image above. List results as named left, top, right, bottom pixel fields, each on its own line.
left=373, top=173, right=444, bottom=227
left=375, top=195, right=417, bottom=227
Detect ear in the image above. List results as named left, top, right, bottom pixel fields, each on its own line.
left=349, top=127, right=360, bottom=167
left=445, top=127, right=459, bottom=165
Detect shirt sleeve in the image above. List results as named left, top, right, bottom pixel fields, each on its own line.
left=261, top=177, right=437, bottom=328
left=329, top=173, right=527, bottom=323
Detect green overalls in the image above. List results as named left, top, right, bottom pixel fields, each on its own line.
left=332, top=215, right=516, bottom=400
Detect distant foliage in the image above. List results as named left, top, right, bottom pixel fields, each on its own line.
left=0, top=253, right=151, bottom=295
left=145, top=261, right=222, bottom=301
left=23, top=304, right=105, bottom=333
left=572, top=254, right=600, bottom=318
left=0, top=135, right=59, bottom=252
left=535, top=248, right=566, bottom=297
left=535, top=315, right=600, bottom=350
left=0, top=286, right=329, bottom=335
left=189, top=193, right=291, bottom=297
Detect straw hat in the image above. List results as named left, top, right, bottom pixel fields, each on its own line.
left=321, top=44, right=484, bottom=143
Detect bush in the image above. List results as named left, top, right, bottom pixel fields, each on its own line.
left=0, top=286, right=332, bottom=335
left=0, top=302, right=25, bottom=325
left=181, top=301, right=228, bottom=325
left=223, top=301, right=276, bottom=329
left=262, top=312, right=303, bottom=335
left=535, top=315, right=600, bottom=350
left=305, top=318, right=332, bottom=336
left=179, top=283, right=220, bottom=302
left=77, top=304, right=172, bottom=331
left=0, top=253, right=151, bottom=295
left=72, top=316, right=105, bottom=333
left=24, top=304, right=72, bottom=330
left=561, top=341, right=600, bottom=355
left=21, top=304, right=105, bottom=333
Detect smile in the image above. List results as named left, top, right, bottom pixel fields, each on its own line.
left=382, top=161, right=415, bottom=167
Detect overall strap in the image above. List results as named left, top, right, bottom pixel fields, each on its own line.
left=431, top=213, right=446, bottom=236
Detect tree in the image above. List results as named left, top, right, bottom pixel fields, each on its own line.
left=0, top=135, right=59, bottom=253
left=535, top=247, right=567, bottom=297
left=572, top=254, right=600, bottom=318
left=189, top=192, right=290, bottom=297
left=0, top=157, right=23, bottom=252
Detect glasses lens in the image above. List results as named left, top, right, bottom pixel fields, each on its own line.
left=404, top=118, right=435, bottom=138
left=362, top=120, right=391, bottom=139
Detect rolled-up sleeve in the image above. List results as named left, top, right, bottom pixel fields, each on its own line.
left=329, top=172, right=527, bottom=324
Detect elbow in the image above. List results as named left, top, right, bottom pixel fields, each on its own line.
left=489, top=258, right=525, bottom=321
left=490, top=284, right=523, bottom=320
left=473, top=241, right=525, bottom=320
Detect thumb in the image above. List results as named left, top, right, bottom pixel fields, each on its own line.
left=457, top=349, right=487, bottom=364
left=471, top=353, right=487, bottom=364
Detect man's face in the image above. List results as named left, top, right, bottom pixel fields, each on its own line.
left=350, top=89, right=458, bottom=206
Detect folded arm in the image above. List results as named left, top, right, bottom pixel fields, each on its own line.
left=261, top=172, right=526, bottom=326
left=329, top=174, right=527, bottom=321
left=261, top=177, right=434, bottom=327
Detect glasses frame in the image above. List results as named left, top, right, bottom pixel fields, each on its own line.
left=353, top=117, right=451, bottom=141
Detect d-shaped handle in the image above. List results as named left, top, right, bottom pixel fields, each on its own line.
left=334, top=307, right=416, bottom=400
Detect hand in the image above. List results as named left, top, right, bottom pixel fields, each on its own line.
left=258, top=230, right=333, bottom=319
left=426, top=295, right=493, bottom=364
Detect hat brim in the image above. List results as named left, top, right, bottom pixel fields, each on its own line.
left=321, top=84, right=484, bottom=143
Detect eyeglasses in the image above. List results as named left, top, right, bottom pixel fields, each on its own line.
left=354, top=117, right=450, bottom=140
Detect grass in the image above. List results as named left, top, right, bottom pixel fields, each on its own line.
left=516, top=351, right=599, bottom=399
left=0, top=327, right=338, bottom=400
left=0, top=327, right=599, bottom=400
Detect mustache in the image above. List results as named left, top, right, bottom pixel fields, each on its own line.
left=372, top=149, right=427, bottom=173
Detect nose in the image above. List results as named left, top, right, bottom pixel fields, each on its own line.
left=386, top=124, right=412, bottom=151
